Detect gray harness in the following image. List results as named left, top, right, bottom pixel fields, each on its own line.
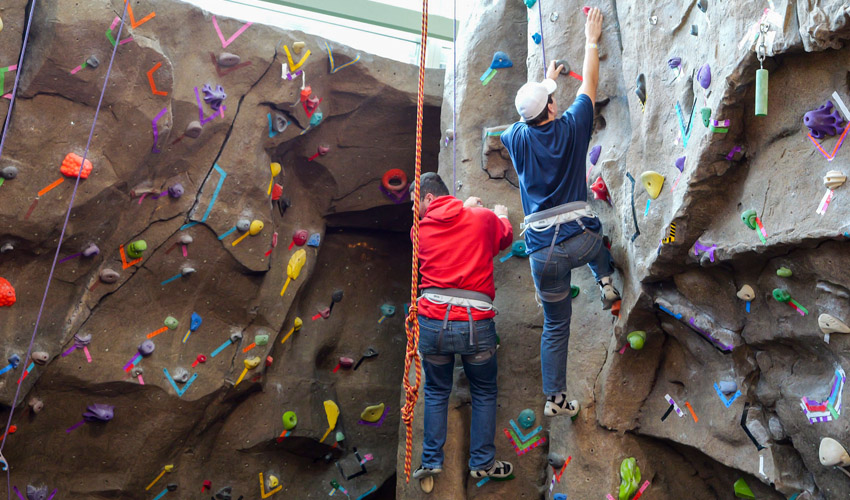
left=419, top=287, right=494, bottom=351
left=520, top=201, right=601, bottom=272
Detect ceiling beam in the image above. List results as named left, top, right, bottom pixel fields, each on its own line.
left=262, top=0, right=456, bottom=41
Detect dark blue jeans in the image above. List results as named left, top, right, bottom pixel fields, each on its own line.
left=529, top=227, right=615, bottom=396
left=418, top=315, right=498, bottom=471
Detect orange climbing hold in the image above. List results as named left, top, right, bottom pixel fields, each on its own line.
left=60, top=153, right=93, bottom=179
left=0, top=277, right=15, bottom=307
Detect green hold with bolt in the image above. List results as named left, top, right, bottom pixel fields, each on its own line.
left=127, top=240, right=147, bottom=259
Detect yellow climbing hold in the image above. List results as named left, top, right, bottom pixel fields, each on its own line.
left=244, top=356, right=261, bottom=369
left=319, top=400, right=340, bottom=443
left=280, top=249, right=307, bottom=296
left=292, top=41, right=306, bottom=54
left=360, top=403, right=385, bottom=422
left=268, top=475, right=280, bottom=488
left=640, top=171, right=665, bottom=199
left=0, top=16, right=4, bottom=34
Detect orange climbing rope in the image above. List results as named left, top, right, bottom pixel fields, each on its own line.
left=401, top=0, right=429, bottom=484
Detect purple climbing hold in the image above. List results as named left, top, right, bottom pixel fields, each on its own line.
left=697, top=63, right=711, bottom=89
left=667, top=57, right=681, bottom=70
left=26, top=485, right=48, bottom=500
left=589, top=145, right=601, bottom=165
left=803, top=100, right=846, bottom=139
left=82, top=403, right=114, bottom=423
left=202, top=83, right=227, bottom=111
left=139, top=340, right=155, bottom=356
left=168, top=183, right=184, bottom=198
left=675, top=156, right=685, bottom=172
left=82, top=244, right=100, bottom=258
left=74, top=333, right=92, bottom=348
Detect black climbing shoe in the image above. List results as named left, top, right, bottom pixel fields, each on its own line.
left=470, top=460, right=514, bottom=479
left=412, top=465, right=442, bottom=480
left=545, top=393, right=580, bottom=417
left=598, top=276, right=621, bottom=310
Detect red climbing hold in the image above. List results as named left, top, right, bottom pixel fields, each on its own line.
left=60, top=152, right=93, bottom=179
left=0, top=277, right=16, bottom=307
left=590, top=176, right=610, bottom=204
left=382, top=169, right=408, bottom=193
left=271, top=183, right=283, bottom=201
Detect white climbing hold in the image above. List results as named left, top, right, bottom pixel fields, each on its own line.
left=736, top=285, right=755, bottom=301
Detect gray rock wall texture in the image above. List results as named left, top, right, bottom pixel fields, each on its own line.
left=396, top=0, right=850, bottom=499
left=0, top=0, right=440, bottom=498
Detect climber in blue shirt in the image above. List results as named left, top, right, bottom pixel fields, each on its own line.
left=500, top=7, right=620, bottom=419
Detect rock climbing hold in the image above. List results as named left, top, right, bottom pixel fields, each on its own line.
left=733, top=478, right=755, bottom=499
left=217, top=52, right=241, bottom=67
left=179, top=235, right=193, bottom=246
left=524, top=0, right=537, bottom=8
left=166, top=484, right=178, bottom=492
left=127, top=240, right=147, bottom=259
left=139, top=340, right=155, bottom=356
left=697, top=64, right=711, bottom=89
left=232, top=220, right=263, bottom=246
left=590, top=176, right=610, bottom=203
left=818, top=314, right=850, bottom=334
left=0, top=278, right=16, bottom=307
left=547, top=452, right=566, bottom=469
left=824, top=170, right=846, bottom=190
left=26, top=485, right=48, bottom=500
left=99, top=268, right=120, bottom=284
left=360, top=403, right=385, bottom=422
left=172, top=367, right=190, bottom=383
left=280, top=249, right=307, bottom=296
left=517, top=409, right=535, bottom=429
left=202, top=480, right=212, bottom=492
left=130, top=366, right=144, bottom=377
left=353, top=347, right=378, bottom=370
left=292, top=41, right=306, bottom=54
left=8, top=354, right=20, bottom=369
left=338, top=356, right=354, bottom=369
left=554, top=59, right=570, bottom=75
left=740, top=210, right=757, bottom=230
left=185, top=121, right=203, bottom=139
left=282, top=410, right=297, bottom=430
left=634, top=74, right=646, bottom=107
left=690, top=24, right=699, bottom=36
left=29, top=397, right=43, bottom=413
left=818, top=437, right=850, bottom=467
left=776, top=267, right=792, bottom=277
left=718, top=381, right=738, bottom=394
left=0, top=243, right=12, bottom=253
left=570, top=285, right=580, bottom=298
left=82, top=244, right=100, bottom=258
left=772, top=289, right=791, bottom=302
left=61, top=153, right=93, bottom=179
left=378, top=303, right=396, bottom=323
left=290, top=230, right=308, bottom=250
left=549, top=12, right=559, bottom=22
left=82, top=403, right=114, bottom=423
left=0, top=16, right=3, bottom=33
left=532, top=33, right=541, bottom=44
left=701, top=107, right=711, bottom=127
left=697, top=0, right=708, bottom=13
left=163, top=316, right=179, bottom=330
left=31, top=352, right=48, bottom=365
left=272, top=183, right=284, bottom=201
left=244, top=357, right=261, bottom=369
left=667, top=57, right=681, bottom=70
left=674, top=156, right=686, bottom=173
left=640, top=171, right=664, bottom=199
left=335, top=431, right=345, bottom=442
left=215, top=486, right=232, bottom=500
left=230, top=332, right=243, bottom=343
left=627, top=331, right=646, bottom=350
left=648, top=15, right=657, bottom=25
left=86, top=55, right=100, bottom=68
left=0, top=166, right=17, bottom=179
left=255, top=333, right=269, bottom=346
left=272, top=113, right=288, bottom=133
left=589, top=145, right=601, bottom=165
left=382, top=169, right=408, bottom=193
left=168, top=183, right=184, bottom=198
left=737, top=285, right=755, bottom=301
left=202, top=83, right=227, bottom=111
left=307, top=233, right=321, bottom=247
left=267, top=475, right=279, bottom=488
left=618, top=457, right=641, bottom=500
left=236, top=219, right=251, bottom=232
left=804, top=100, right=846, bottom=139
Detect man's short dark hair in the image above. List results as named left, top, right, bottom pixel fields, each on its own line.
left=410, top=171, right=450, bottom=200
left=525, top=95, right=554, bottom=127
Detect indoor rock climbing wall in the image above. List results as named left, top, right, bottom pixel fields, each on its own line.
left=0, top=0, right=441, bottom=498
left=398, top=0, right=850, bottom=499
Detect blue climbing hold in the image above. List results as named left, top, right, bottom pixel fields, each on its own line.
left=307, top=233, right=321, bottom=247
left=490, top=51, right=513, bottom=70
left=532, top=33, right=541, bottom=44
left=554, top=494, right=567, bottom=500
left=190, top=312, right=202, bottom=332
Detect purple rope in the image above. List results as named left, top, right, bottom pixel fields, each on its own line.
left=537, top=0, right=547, bottom=77
left=0, top=3, right=130, bottom=492
left=451, top=0, right=457, bottom=196
left=0, top=0, right=38, bottom=160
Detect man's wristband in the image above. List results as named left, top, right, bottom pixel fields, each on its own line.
left=586, top=43, right=599, bottom=50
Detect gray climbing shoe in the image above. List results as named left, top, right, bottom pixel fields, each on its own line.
left=412, top=465, right=442, bottom=480
left=545, top=393, right=580, bottom=417
left=598, top=276, right=621, bottom=310
left=470, top=460, right=513, bottom=479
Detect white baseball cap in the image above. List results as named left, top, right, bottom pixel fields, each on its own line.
left=515, top=78, right=557, bottom=121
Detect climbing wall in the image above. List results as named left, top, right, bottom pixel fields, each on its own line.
left=398, top=0, right=850, bottom=499
left=0, top=0, right=441, bottom=498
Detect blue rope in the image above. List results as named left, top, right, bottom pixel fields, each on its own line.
left=537, top=0, right=547, bottom=76
left=451, top=0, right=457, bottom=195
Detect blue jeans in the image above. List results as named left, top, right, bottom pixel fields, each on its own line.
left=418, top=315, right=498, bottom=471
left=529, top=225, right=615, bottom=396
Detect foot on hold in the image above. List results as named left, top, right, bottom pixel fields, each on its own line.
left=544, top=393, right=580, bottom=417
left=598, top=276, right=621, bottom=310
left=412, top=465, right=442, bottom=480
left=470, top=460, right=514, bottom=479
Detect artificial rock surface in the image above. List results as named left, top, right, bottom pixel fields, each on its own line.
left=397, top=0, right=850, bottom=499
left=0, top=0, right=439, bottom=498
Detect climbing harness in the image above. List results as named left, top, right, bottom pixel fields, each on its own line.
left=402, top=0, right=429, bottom=484
left=0, top=4, right=128, bottom=497
left=419, top=288, right=495, bottom=348
left=521, top=201, right=600, bottom=276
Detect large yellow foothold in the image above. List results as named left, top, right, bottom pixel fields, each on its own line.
left=280, top=249, right=307, bottom=296
left=319, top=400, right=340, bottom=443
left=640, top=171, right=665, bottom=200
left=244, top=356, right=261, bottom=369
left=292, top=41, right=306, bottom=54
left=360, top=403, right=385, bottom=423
left=268, top=475, right=280, bottom=488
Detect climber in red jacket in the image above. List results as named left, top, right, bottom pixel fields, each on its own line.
left=409, top=172, right=515, bottom=484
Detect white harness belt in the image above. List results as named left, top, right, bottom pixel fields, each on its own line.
left=419, top=288, right=494, bottom=349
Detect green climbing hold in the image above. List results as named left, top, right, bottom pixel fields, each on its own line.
left=733, top=478, right=755, bottom=499
left=618, top=457, right=641, bottom=500
left=772, top=288, right=791, bottom=303
left=701, top=107, right=711, bottom=127
left=571, top=285, right=580, bottom=298
left=335, top=431, right=345, bottom=442
left=627, top=331, right=646, bottom=350
left=255, top=334, right=269, bottom=346
left=776, top=267, right=792, bottom=278
left=282, top=410, right=297, bottom=430
left=740, top=210, right=757, bottom=230
left=164, top=316, right=178, bottom=329
left=127, top=240, right=147, bottom=259
left=360, top=403, right=385, bottom=422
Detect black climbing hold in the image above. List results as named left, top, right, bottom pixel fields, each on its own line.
left=554, top=59, right=570, bottom=75
left=166, top=484, right=178, bottom=492
left=690, top=24, right=699, bottom=36
left=634, top=74, right=646, bottom=106
left=548, top=452, right=566, bottom=469
left=697, top=0, right=708, bottom=13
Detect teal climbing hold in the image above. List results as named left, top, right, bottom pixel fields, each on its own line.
left=524, top=0, right=538, bottom=8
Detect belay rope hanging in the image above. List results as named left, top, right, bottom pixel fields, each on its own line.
left=401, top=0, right=429, bottom=484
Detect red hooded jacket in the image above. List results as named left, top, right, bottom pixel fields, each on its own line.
left=413, top=195, right=513, bottom=321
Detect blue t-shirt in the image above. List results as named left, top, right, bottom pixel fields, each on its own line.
left=500, top=94, right=600, bottom=254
